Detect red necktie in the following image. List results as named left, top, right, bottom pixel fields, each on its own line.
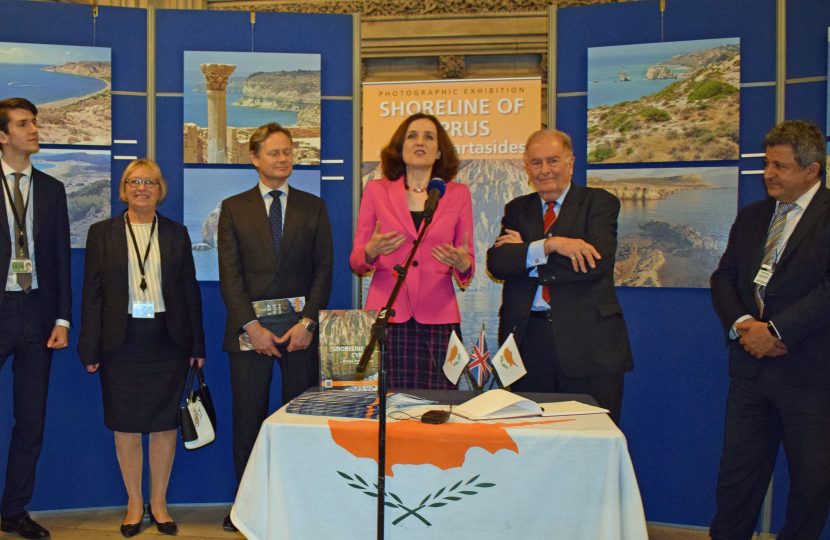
left=542, top=202, right=556, bottom=304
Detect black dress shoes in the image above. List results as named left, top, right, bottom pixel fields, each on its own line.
left=147, top=504, right=178, bottom=536
left=120, top=505, right=144, bottom=538
left=0, top=512, right=51, bottom=539
left=223, top=514, right=238, bottom=532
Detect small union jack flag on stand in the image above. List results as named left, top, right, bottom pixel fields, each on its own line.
left=467, top=326, right=494, bottom=389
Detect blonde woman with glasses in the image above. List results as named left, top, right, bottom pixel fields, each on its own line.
left=78, top=159, right=205, bottom=537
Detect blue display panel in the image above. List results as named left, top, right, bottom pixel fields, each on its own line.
left=557, top=0, right=776, bottom=529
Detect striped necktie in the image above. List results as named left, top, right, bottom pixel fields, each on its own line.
left=541, top=201, right=556, bottom=304
left=12, top=173, right=31, bottom=292
left=754, top=202, right=797, bottom=315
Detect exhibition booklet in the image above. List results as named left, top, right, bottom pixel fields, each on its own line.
left=239, top=297, right=305, bottom=351
left=318, top=309, right=379, bottom=390
left=286, top=391, right=437, bottom=419
left=452, top=389, right=609, bottom=421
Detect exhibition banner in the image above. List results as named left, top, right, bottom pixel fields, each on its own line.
left=363, top=78, right=540, bottom=162
left=361, top=78, right=541, bottom=359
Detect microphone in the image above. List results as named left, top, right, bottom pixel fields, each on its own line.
left=423, top=178, right=446, bottom=222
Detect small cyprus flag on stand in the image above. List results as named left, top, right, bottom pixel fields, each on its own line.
left=491, top=334, right=527, bottom=386
left=442, top=330, right=469, bottom=384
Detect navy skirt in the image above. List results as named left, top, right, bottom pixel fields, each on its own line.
left=99, top=314, right=189, bottom=433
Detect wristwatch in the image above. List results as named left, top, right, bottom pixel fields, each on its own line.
left=299, top=318, right=317, bottom=333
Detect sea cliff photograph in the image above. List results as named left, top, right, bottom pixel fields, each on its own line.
left=183, top=51, right=321, bottom=165
left=31, top=149, right=111, bottom=248
left=0, top=42, right=111, bottom=145
left=183, top=168, right=321, bottom=281
left=588, top=166, right=738, bottom=288
left=587, top=38, right=740, bottom=164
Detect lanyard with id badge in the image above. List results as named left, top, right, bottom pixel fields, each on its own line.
left=126, top=214, right=157, bottom=318
left=1, top=171, right=33, bottom=275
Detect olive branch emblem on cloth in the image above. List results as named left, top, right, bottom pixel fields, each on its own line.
left=337, top=471, right=495, bottom=526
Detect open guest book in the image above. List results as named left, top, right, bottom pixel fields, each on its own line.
left=452, top=389, right=609, bottom=421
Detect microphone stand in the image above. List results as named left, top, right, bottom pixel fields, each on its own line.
left=356, top=202, right=438, bottom=540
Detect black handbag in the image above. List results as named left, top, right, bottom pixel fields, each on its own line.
left=178, top=364, right=217, bottom=450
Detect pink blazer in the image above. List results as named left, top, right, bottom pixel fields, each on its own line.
left=350, top=176, right=475, bottom=324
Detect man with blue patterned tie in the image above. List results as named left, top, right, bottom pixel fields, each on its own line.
left=710, top=120, right=830, bottom=540
left=0, top=98, right=71, bottom=540
left=217, top=123, right=332, bottom=532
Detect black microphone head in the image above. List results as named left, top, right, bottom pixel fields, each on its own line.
left=427, top=178, right=447, bottom=199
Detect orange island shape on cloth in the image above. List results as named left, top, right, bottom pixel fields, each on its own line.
left=329, top=418, right=574, bottom=476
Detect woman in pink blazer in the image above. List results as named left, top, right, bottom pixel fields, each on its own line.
left=351, top=113, right=475, bottom=389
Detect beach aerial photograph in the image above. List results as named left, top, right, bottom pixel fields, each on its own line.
left=587, top=38, right=740, bottom=164
left=31, top=149, right=111, bottom=248
left=0, top=42, right=111, bottom=146
left=588, top=166, right=738, bottom=288
left=183, top=51, right=321, bottom=165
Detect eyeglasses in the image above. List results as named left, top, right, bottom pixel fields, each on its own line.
left=126, top=178, right=160, bottom=187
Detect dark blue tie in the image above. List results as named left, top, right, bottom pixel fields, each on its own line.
left=269, top=190, right=283, bottom=258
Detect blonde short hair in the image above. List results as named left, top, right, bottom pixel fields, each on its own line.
left=119, top=159, right=168, bottom=204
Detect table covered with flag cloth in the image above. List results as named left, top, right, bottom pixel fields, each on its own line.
left=231, top=390, right=648, bottom=540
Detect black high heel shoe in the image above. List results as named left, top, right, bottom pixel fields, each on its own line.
left=147, top=503, right=178, bottom=536
left=120, top=505, right=144, bottom=538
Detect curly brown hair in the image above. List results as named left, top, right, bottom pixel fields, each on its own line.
left=380, top=113, right=459, bottom=182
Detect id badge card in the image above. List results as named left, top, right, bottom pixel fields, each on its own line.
left=10, top=258, right=33, bottom=274
left=132, top=302, right=155, bottom=319
left=754, top=266, right=773, bottom=287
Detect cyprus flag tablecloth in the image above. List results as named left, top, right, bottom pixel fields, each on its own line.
left=231, top=405, right=648, bottom=540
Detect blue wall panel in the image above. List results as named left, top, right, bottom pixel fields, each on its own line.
left=153, top=8, right=356, bottom=505
left=0, top=0, right=148, bottom=512
left=0, top=3, right=354, bottom=511
left=556, top=0, right=776, bottom=528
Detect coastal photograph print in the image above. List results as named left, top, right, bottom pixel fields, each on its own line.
left=0, top=42, right=111, bottom=145
left=31, top=149, right=111, bottom=248
left=183, top=167, right=321, bottom=281
left=587, top=166, right=738, bottom=288
left=183, top=51, right=321, bottom=165
left=587, top=38, right=740, bottom=164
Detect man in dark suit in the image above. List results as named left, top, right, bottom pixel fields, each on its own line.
left=0, top=98, right=72, bottom=540
left=218, top=123, right=332, bottom=531
left=487, top=129, right=632, bottom=424
left=709, top=120, right=830, bottom=540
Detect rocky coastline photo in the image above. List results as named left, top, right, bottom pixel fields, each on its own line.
left=587, top=38, right=740, bottom=164
left=31, top=149, right=111, bottom=248
left=183, top=168, right=321, bottom=280
left=588, top=167, right=738, bottom=288
left=183, top=51, right=321, bottom=165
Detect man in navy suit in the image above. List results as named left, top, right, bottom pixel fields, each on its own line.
left=487, top=129, right=633, bottom=425
left=0, top=98, right=72, bottom=540
left=710, top=120, right=830, bottom=540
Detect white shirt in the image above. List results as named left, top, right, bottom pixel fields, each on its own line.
left=125, top=214, right=165, bottom=314
left=1, top=159, right=70, bottom=329
left=731, top=180, right=822, bottom=339
left=2, top=160, right=37, bottom=291
left=526, top=183, right=571, bottom=311
left=258, top=180, right=289, bottom=227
